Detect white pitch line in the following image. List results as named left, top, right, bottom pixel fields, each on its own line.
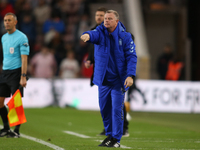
left=0, top=125, right=64, bottom=150
left=20, top=133, right=65, bottom=150
left=64, top=130, right=132, bottom=149
left=195, top=141, right=200, bottom=143
left=63, top=131, right=91, bottom=138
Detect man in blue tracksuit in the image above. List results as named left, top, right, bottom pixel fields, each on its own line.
left=81, top=10, right=137, bottom=147
left=85, top=7, right=130, bottom=137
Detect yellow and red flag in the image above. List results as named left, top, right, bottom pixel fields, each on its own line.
left=7, top=89, right=27, bottom=127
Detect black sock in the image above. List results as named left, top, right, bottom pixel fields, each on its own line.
left=0, top=106, right=10, bottom=130
left=14, top=124, right=20, bottom=134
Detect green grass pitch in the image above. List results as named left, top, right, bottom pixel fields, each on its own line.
left=0, top=107, right=200, bottom=150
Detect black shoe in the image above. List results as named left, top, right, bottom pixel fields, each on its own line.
left=107, top=138, right=120, bottom=148
left=98, top=136, right=112, bottom=147
left=122, top=129, right=130, bottom=137
left=97, top=129, right=106, bottom=136
left=7, top=130, right=20, bottom=138
left=0, top=129, right=10, bottom=137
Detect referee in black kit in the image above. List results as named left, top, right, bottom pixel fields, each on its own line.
left=0, top=13, right=29, bottom=138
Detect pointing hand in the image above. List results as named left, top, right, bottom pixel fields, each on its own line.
left=80, top=34, right=90, bottom=42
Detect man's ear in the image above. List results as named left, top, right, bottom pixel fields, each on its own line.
left=15, top=20, right=18, bottom=26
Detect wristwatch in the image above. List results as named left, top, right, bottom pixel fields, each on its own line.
left=130, top=75, right=135, bottom=79
left=21, top=73, right=27, bottom=77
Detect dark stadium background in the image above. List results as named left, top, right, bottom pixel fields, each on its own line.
left=0, top=0, right=199, bottom=80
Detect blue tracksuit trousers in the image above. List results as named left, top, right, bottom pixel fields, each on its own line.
left=98, top=83, right=125, bottom=142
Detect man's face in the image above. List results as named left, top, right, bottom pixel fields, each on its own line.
left=104, top=13, right=118, bottom=30
left=4, top=15, right=17, bottom=31
left=95, top=11, right=105, bottom=25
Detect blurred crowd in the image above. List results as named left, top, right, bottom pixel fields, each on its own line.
left=0, top=0, right=186, bottom=80
left=0, top=0, right=97, bottom=79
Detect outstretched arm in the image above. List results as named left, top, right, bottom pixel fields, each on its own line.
left=81, top=29, right=100, bottom=44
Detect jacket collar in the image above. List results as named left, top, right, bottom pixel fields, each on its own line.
left=118, top=21, right=126, bottom=32
left=110, top=23, right=119, bottom=36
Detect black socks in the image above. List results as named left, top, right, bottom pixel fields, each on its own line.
left=0, top=106, right=10, bottom=130
left=0, top=106, right=21, bottom=133
left=14, top=125, right=20, bottom=134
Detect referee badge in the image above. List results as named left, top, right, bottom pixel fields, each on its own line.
left=10, top=47, right=14, bottom=54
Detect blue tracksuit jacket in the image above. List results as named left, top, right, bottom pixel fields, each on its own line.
left=83, top=21, right=137, bottom=91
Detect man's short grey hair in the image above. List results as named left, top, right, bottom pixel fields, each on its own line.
left=106, top=10, right=119, bottom=20
left=5, top=13, right=17, bottom=20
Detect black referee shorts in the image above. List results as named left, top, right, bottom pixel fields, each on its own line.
left=0, top=68, right=23, bottom=98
